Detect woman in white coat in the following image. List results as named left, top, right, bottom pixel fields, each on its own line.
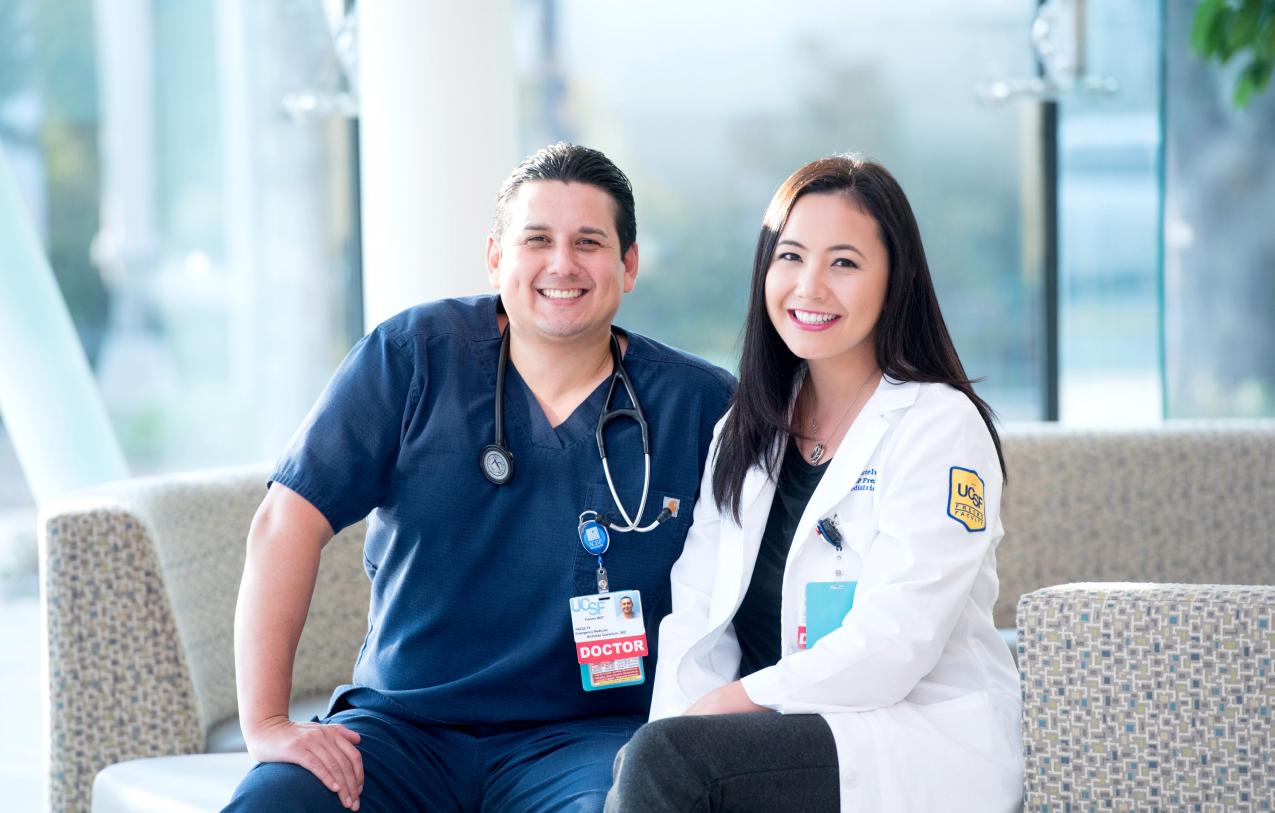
left=607, top=156, right=1023, bottom=812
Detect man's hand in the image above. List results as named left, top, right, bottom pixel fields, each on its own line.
left=683, top=680, right=774, bottom=716
left=245, top=716, right=365, bottom=810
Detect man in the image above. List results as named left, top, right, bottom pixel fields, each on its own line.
left=224, top=144, right=734, bottom=812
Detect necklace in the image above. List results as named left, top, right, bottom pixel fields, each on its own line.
left=806, top=370, right=879, bottom=465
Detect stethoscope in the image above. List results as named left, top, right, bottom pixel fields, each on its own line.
left=479, top=326, right=671, bottom=533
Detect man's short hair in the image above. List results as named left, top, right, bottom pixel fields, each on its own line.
left=492, top=143, right=637, bottom=257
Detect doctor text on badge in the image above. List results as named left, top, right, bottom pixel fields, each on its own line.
left=577, top=635, right=648, bottom=664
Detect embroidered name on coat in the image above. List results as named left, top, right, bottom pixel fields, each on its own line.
left=852, top=468, right=877, bottom=493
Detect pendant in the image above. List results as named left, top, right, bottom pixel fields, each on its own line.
left=809, top=443, right=825, bottom=465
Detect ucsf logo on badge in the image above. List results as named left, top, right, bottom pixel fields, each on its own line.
left=570, top=596, right=604, bottom=616
left=947, top=466, right=986, bottom=532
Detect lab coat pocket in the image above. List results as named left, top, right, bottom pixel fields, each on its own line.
left=913, top=691, right=1017, bottom=768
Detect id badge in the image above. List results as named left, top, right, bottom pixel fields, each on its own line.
left=568, top=589, right=648, bottom=691
left=804, top=581, right=857, bottom=649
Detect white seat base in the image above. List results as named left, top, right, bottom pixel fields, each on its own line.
left=92, top=752, right=257, bottom=813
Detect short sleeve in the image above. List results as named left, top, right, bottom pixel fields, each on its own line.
left=270, top=325, right=419, bottom=533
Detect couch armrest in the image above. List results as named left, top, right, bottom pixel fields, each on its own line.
left=1017, top=583, right=1275, bottom=811
left=41, top=504, right=203, bottom=813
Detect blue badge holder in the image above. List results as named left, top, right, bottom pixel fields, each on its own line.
left=578, top=520, right=610, bottom=556
left=805, top=581, right=857, bottom=649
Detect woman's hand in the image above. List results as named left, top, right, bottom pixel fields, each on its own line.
left=683, top=680, right=774, bottom=716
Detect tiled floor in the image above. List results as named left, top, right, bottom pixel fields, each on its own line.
left=0, top=595, right=45, bottom=812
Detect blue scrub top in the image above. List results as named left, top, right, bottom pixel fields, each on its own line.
left=272, top=295, right=734, bottom=724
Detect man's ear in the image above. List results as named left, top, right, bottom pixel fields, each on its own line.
left=486, top=234, right=502, bottom=289
left=621, top=242, right=639, bottom=294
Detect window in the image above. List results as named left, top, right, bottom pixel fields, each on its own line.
left=0, top=2, right=361, bottom=806
left=0, top=0, right=362, bottom=506
left=513, top=0, right=1049, bottom=420
left=1163, top=2, right=1275, bottom=418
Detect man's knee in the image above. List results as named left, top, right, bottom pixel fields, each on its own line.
left=223, top=761, right=344, bottom=813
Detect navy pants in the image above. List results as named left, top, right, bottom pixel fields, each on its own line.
left=223, top=706, right=643, bottom=813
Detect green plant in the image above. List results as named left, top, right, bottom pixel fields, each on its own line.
left=1192, top=0, right=1275, bottom=107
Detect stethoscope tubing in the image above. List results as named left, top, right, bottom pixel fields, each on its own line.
left=483, top=325, right=665, bottom=534
left=602, top=453, right=662, bottom=533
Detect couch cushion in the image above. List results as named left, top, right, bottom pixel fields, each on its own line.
left=996, top=424, right=1275, bottom=627
left=205, top=693, right=333, bottom=753
left=92, top=752, right=256, bottom=813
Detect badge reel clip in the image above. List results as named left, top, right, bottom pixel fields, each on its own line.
left=578, top=511, right=611, bottom=593
left=816, top=515, right=844, bottom=578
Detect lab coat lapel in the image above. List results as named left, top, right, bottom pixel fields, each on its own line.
left=787, top=411, right=889, bottom=566
left=708, top=455, right=777, bottom=629
left=785, top=377, right=923, bottom=566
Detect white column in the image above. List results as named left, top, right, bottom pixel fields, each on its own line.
left=92, top=0, right=158, bottom=275
left=356, top=0, right=517, bottom=330
left=0, top=149, right=129, bottom=503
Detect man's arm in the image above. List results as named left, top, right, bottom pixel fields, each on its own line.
left=234, top=483, right=364, bottom=811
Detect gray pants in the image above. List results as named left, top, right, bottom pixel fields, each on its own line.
left=605, top=712, right=840, bottom=813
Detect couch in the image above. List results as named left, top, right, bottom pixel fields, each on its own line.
left=38, top=423, right=1275, bottom=811
left=40, top=467, right=369, bottom=813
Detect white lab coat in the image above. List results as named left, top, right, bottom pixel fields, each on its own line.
left=650, top=378, right=1023, bottom=812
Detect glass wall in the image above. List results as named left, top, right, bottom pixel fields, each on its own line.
left=0, top=3, right=361, bottom=804
left=1164, top=0, right=1275, bottom=418
left=1057, top=0, right=1164, bottom=424
left=514, top=0, right=1050, bottom=421
left=0, top=0, right=362, bottom=516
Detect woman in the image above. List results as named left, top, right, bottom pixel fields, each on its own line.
left=607, top=156, right=1022, bottom=812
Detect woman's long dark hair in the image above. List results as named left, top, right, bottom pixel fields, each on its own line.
left=712, top=155, right=1006, bottom=521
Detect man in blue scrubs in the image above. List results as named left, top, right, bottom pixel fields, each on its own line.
left=224, top=144, right=734, bottom=812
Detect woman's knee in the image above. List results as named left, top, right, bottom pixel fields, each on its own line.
left=623, top=716, right=702, bottom=764
left=608, top=718, right=716, bottom=813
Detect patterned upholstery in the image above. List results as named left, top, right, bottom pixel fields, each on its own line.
left=1018, top=583, right=1275, bottom=811
left=39, top=466, right=369, bottom=813
left=997, top=423, right=1275, bottom=628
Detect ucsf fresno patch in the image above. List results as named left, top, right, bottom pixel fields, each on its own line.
left=947, top=467, right=986, bottom=532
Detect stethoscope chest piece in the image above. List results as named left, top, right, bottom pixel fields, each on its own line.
left=480, top=444, right=514, bottom=485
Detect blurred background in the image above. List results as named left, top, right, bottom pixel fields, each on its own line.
left=1, top=0, right=1272, bottom=809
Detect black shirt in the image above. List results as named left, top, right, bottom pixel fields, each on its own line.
left=735, top=438, right=828, bottom=678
